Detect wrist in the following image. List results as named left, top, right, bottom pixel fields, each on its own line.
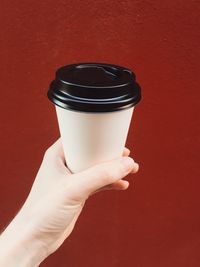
left=0, top=211, right=47, bottom=267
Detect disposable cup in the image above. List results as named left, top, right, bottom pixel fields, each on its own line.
left=47, top=63, right=141, bottom=173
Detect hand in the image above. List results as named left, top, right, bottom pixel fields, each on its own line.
left=0, top=138, right=139, bottom=266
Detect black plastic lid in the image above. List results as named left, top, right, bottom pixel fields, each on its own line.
left=47, top=62, right=141, bottom=113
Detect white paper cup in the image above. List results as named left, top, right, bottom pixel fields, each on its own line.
left=55, top=105, right=134, bottom=173
left=48, top=63, right=141, bottom=173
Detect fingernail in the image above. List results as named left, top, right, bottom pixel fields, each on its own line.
left=121, top=157, right=135, bottom=170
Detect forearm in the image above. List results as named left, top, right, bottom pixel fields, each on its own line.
left=0, top=211, right=47, bottom=267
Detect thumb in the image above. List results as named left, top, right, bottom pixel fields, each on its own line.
left=69, top=156, right=138, bottom=200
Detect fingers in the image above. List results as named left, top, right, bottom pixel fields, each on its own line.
left=45, top=138, right=135, bottom=177
left=123, top=147, right=131, bottom=157
left=90, top=179, right=130, bottom=196
left=105, top=179, right=130, bottom=190
left=69, top=156, right=139, bottom=200
left=89, top=161, right=139, bottom=196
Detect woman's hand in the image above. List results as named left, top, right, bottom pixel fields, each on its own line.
left=0, top=138, right=139, bottom=266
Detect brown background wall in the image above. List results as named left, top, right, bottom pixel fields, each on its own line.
left=0, top=1, right=199, bottom=266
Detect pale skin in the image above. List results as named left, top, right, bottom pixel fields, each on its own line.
left=0, top=138, right=139, bottom=266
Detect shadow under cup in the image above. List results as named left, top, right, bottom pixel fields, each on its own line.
left=47, top=62, right=141, bottom=173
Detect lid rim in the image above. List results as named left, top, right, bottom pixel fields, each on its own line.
left=47, top=90, right=141, bottom=113
left=47, top=62, right=141, bottom=112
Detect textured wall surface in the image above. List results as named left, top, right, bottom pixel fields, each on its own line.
left=0, top=1, right=199, bottom=266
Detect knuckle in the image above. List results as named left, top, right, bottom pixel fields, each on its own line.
left=131, top=164, right=139, bottom=173
left=120, top=161, right=129, bottom=174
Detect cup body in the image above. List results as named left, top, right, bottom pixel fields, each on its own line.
left=55, top=105, right=134, bottom=173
